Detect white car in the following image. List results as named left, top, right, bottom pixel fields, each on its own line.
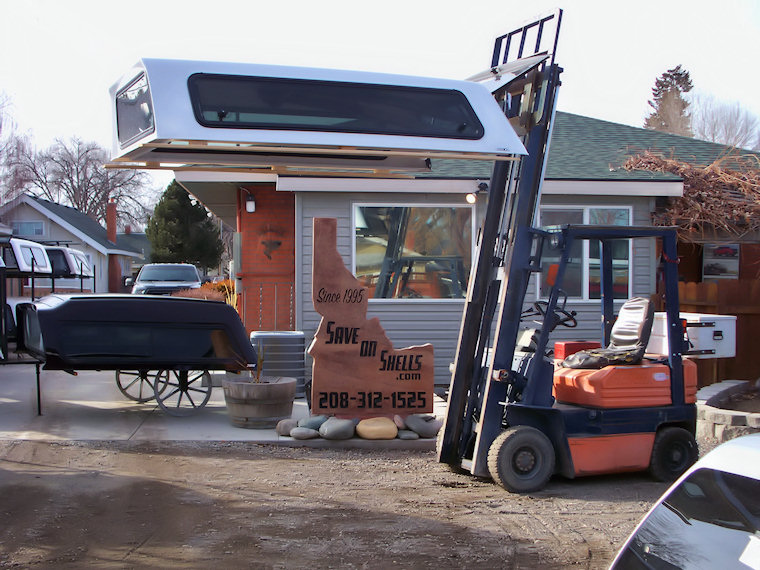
left=610, top=433, right=760, bottom=569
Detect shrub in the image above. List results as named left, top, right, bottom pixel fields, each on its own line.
left=171, top=288, right=225, bottom=301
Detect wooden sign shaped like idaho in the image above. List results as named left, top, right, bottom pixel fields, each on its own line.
left=307, top=218, right=434, bottom=417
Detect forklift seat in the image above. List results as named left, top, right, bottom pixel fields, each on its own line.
left=560, top=297, right=654, bottom=369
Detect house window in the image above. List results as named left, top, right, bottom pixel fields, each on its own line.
left=354, top=204, right=473, bottom=300
left=539, top=206, right=632, bottom=300
left=12, top=221, right=43, bottom=237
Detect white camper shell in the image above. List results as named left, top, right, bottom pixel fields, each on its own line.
left=44, top=246, right=94, bottom=279
left=1, top=238, right=52, bottom=275
left=108, top=59, right=527, bottom=176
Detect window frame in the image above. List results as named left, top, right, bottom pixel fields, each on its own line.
left=352, top=201, right=477, bottom=303
left=115, top=72, right=155, bottom=148
left=537, top=205, right=633, bottom=301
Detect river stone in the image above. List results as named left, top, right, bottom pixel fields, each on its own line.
left=298, top=415, right=329, bottom=430
left=319, top=417, right=356, bottom=440
left=356, top=417, right=398, bottom=440
left=289, top=427, right=321, bottom=440
left=405, top=414, right=443, bottom=438
left=276, top=418, right=299, bottom=436
left=393, top=415, right=407, bottom=429
left=397, top=429, right=419, bottom=440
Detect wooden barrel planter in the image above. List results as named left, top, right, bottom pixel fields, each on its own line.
left=221, top=375, right=297, bottom=428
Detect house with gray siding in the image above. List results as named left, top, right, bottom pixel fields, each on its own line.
left=176, top=112, right=744, bottom=387
left=0, top=195, right=142, bottom=294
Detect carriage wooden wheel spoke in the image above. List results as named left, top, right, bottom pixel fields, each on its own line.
left=115, top=370, right=166, bottom=403
left=153, top=370, right=212, bottom=416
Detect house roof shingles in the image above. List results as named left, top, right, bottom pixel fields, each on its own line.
left=424, top=111, right=756, bottom=182
left=29, top=196, right=141, bottom=255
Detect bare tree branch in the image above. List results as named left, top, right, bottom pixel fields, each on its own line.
left=690, top=94, right=760, bottom=151
left=5, top=136, right=158, bottom=228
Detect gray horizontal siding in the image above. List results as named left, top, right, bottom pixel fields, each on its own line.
left=367, top=301, right=464, bottom=385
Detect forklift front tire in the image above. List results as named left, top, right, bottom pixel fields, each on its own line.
left=488, top=426, right=555, bottom=493
left=649, top=427, right=698, bottom=482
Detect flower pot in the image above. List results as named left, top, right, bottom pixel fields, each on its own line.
left=221, top=375, right=297, bottom=428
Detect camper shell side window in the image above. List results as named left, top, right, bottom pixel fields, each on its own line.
left=187, top=73, right=485, bottom=140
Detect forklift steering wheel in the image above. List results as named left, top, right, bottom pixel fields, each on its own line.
left=532, top=301, right=578, bottom=328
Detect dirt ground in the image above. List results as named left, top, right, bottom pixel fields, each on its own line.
left=0, top=438, right=704, bottom=569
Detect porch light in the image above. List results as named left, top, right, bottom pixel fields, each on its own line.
left=245, top=194, right=256, bottom=213
left=466, top=182, right=489, bottom=204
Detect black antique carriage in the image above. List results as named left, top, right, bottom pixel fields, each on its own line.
left=18, top=294, right=257, bottom=416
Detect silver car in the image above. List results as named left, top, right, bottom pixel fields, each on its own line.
left=129, top=263, right=202, bottom=295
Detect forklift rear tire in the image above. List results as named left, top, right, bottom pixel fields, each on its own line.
left=488, top=426, right=555, bottom=493
left=649, top=427, right=698, bottom=482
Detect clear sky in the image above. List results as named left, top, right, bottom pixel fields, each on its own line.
left=2, top=0, right=759, bottom=159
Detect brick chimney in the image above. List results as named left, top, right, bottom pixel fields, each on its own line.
left=107, top=198, right=121, bottom=292
left=106, top=199, right=117, bottom=244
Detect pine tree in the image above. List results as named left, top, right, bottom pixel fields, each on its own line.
left=644, top=65, right=693, bottom=137
left=146, top=181, right=223, bottom=272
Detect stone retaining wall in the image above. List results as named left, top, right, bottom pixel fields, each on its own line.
left=696, top=379, right=760, bottom=443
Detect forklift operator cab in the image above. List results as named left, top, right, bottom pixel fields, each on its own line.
left=480, top=226, right=698, bottom=493
left=440, top=223, right=700, bottom=494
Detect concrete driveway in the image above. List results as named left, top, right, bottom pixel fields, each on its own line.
left=0, top=361, right=310, bottom=442
left=0, top=361, right=441, bottom=448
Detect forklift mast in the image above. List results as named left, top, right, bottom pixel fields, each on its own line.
left=437, top=10, right=566, bottom=475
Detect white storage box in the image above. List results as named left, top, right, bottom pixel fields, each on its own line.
left=647, top=312, right=736, bottom=359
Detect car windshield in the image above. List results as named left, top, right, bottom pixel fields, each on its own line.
left=613, top=467, right=760, bottom=569
left=139, top=266, right=198, bottom=282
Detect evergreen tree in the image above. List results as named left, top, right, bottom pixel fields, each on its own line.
left=644, top=65, right=693, bottom=137
left=146, top=181, right=223, bottom=272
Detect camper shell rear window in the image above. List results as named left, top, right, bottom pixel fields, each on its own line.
left=116, top=73, right=155, bottom=146
left=187, top=73, right=484, bottom=140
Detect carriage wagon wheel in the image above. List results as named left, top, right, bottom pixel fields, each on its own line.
left=153, top=370, right=212, bottom=416
left=115, top=370, right=167, bottom=403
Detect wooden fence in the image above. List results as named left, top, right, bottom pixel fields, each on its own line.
left=666, top=280, right=760, bottom=386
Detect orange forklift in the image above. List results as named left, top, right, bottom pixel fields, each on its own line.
left=437, top=12, right=699, bottom=492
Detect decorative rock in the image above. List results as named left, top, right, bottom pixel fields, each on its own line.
left=276, top=418, right=299, bottom=436
left=356, top=417, right=398, bottom=440
left=319, top=417, right=356, bottom=440
left=405, top=414, right=443, bottom=439
left=289, top=427, right=320, bottom=440
left=397, top=429, right=419, bottom=440
left=393, top=415, right=407, bottom=429
left=298, top=415, right=329, bottom=430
